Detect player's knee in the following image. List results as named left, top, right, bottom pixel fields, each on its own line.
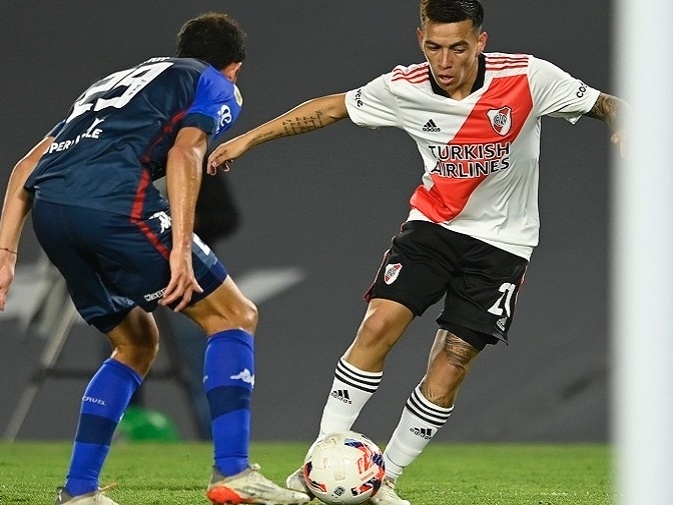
left=233, top=298, right=258, bottom=333
left=137, top=342, right=160, bottom=368
left=111, top=340, right=159, bottom=376
left=206, top=297, right=258, bottom=335
left=357, top=314, right=393, bottom=347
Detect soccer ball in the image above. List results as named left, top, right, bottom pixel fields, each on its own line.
left=302, top=430, right=385, bottom=505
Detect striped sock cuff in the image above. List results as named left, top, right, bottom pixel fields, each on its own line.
left=334, top=358, right=383, bottom=394
left=404, top=385, right=454, bottom=428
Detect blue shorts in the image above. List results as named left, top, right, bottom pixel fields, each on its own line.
left=31, top=198, right=228, bottom=333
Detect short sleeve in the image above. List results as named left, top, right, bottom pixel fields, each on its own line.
left=529, top=56, right=600, bottom=124
left=345, top=73, right=401, bottom=129
left=183, top=66, right=242, bottom=137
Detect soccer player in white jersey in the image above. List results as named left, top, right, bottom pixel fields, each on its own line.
left=208, top=0, right=626, bottom=503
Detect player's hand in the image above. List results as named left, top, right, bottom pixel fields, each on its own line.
left=207, top=135, right=251, bottom=175
left=159, top=249, right=203, bottom=312
left=0, top=258, right=16, bottom=311
left=611, top=129, right=627, bottom=158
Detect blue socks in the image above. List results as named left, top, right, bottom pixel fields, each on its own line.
left=64, top=329, right=255, bottom=494
left=65, top=359, right=142, bottom=496
left=204, top=329, right=254, bottom=477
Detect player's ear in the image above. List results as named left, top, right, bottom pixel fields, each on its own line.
left=477, top=30, right=488, bottom=54
left=222, top=62, right=242, bottom=83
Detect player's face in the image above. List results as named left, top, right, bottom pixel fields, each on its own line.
left=418, top=20, right=487, bottom=100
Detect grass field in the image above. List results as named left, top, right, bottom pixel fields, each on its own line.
left=0, top=441, right=613, bottom=504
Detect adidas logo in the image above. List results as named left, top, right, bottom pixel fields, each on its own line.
left=410, top=427, right=433, bottom=439
left=422, top=119, right=441, bottom=132
left=330, top=389, right=353, bottom=404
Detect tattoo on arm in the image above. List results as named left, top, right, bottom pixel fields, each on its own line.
left=248, top=110, right=329, bottom=148
left=586, top=93, right=625, bottom=131
left=281, top=110, right=327, bottom=135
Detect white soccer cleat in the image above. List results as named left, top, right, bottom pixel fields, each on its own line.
left=54, top=486, right=119, bottom=505
left=368, top=477, right=410, bottom=505
left=207, top=464, right=311, bottom=504
left=284, top=467, right=314, bottom=499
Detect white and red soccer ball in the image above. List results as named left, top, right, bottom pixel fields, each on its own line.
left=302, top=430, right=385, bottom=505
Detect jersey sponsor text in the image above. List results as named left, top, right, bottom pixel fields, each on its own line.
left=429, top=142, right=511, bottom=178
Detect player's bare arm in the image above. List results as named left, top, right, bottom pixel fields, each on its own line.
left=586, top=92, right=629, bottom=156
left=586, top=92, right=623, bottom=128
left=159, top=126, right=208, bottom=312
left=0, top=136, right=53, bottom=311
left=207, top=93, right=348, bottom=174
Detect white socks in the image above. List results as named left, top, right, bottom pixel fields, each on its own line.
left=318, top=358, right=383, bottom=437
left=383, top=384, right=454, bottom=480
left=316, top=361, right=453, bottom=481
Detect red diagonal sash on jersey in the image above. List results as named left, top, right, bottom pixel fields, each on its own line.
left=130, top=168, right=171, bottom=259
left=410, top=74, right=533, bottom=223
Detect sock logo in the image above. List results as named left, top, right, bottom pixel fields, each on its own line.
left=410, top=427, right=433, bottom=439
left=230, top=368, right=255, bottom=386
left=330, top=389, right=353, bottom=404
left=82, top=395, right=106, bottom=407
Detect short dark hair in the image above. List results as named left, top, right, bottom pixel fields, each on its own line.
left=420, top=0, right=484, bottom=31
left=176, top=12, right=246, bottom=69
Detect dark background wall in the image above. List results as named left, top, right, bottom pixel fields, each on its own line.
left=0, top=1, right=612, bottom=443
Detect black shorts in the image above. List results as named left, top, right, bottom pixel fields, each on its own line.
left=365, top=221, right=528, bottom=345
left=31, top=198, right=227, bottom=333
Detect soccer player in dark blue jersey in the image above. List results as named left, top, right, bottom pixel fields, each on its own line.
left=0, top=12, right=309, bottom=505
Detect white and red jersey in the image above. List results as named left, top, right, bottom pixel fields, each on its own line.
left=344, top=52, right=600, bottom=259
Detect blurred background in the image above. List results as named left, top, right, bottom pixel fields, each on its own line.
left=0, top=0, right=612, bottom=443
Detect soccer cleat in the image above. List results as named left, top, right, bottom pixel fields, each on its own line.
left=207, top=464, right=311, bottom=505
left=284, top=467, right=314, bottom=500
left=54, top=485, right=119, bottom=505
left=368, top=477, right=410, bottom=505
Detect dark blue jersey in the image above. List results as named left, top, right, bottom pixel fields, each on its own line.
left=25, top=57, right=242, bottom=217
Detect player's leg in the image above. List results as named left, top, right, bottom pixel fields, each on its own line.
left=31, top=200, right=150, bottom=504
left=285, top=298, right=413, bottom=499
left=370, top=328, right=486, bottom=505
left=378, top=327, right=483, bottom=479
left=374, top=229, right=528, bottom=504
left=287, top=222, right=447, bottom=498
left=318, top=298, right=414, bottom=437
left=182, top=271, right=310, bottom=504
left=182, top=276, right=258, bottom=476
left=315, top=222, right=450, bottom=441
left=57, top=308, right=159, bottom=505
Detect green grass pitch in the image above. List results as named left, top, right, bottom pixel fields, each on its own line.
left=0, top=441, right=613, bottom=504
